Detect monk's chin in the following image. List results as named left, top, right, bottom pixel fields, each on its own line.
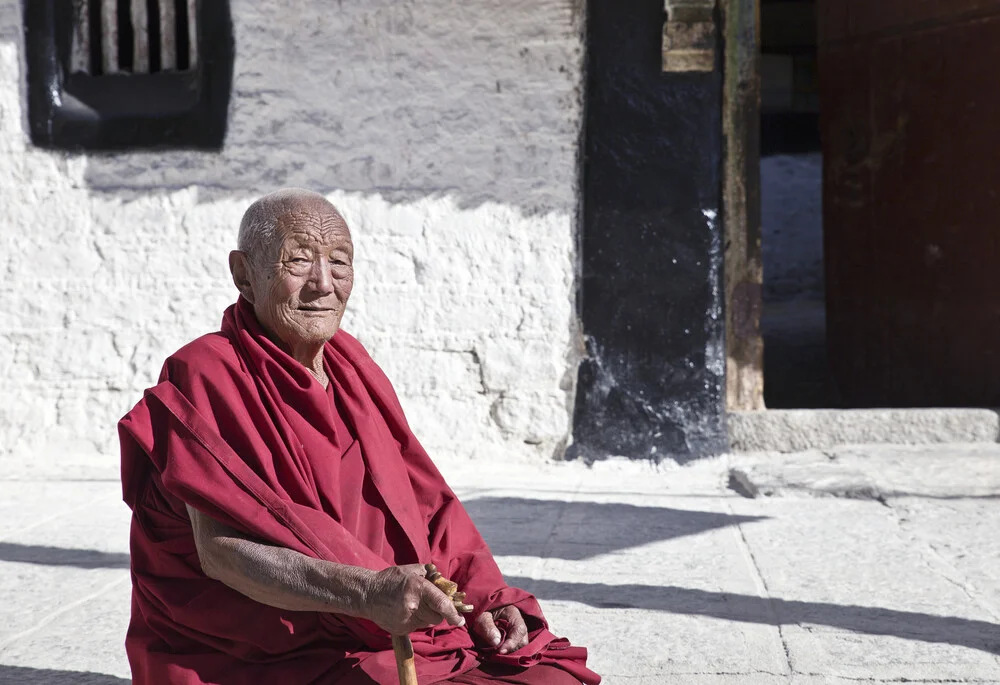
left=290, top=318, right=341, bottom=344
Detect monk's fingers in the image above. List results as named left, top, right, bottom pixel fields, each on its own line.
left=411, top=607, right=460, bottom=631
left=410, top=605, right=446, bottom=631
left=398, top=563, right=431, bottom=578
left=419, top=579, right=465, bottom=627
left=495, top=606, right=529, bottom=655
left=472, top=610, right=502, bottom=648
left=405, top=590, right=450, bottom=630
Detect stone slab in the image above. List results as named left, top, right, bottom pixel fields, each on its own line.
left=728, top=444, right=1000, bottom=500
left=727, top=496, right=1000, bottom=681
left=730, top=409, right=1000, bottom=453
left=2, top=450, right=1000, bottom=683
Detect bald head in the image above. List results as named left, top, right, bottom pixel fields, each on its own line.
left=238, top=188, right=347, bottom=266
left=230, top=188, right=355, bottom=358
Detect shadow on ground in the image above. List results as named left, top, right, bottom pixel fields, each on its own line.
left=510, top=577, right=1000, bottom=656
left=464, top=498, right=767, bottom=560
left=0, top=501, right=762, bottom=569
left=0, top=666, right=129, bottom=684
left=0, top=543, right=129, bottom=569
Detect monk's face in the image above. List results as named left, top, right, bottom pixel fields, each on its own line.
left=246, top=207, right=354, bottom=348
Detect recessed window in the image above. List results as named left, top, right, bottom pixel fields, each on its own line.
left=24, top=0, right=233, bottom=151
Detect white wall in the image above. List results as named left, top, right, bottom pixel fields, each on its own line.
left=0, top=1, right=585, bottom=475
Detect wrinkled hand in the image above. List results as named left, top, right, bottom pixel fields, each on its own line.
left=365, top=564, right=466, bottom=635
left=473, top=605, right=529, bottom=655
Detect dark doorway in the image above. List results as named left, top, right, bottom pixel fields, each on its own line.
left=758, top=0, right=834, bottom=408
left=759, top=0, right=1000, bottom=409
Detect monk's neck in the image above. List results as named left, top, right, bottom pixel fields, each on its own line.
left=287, top=342, right=329, bottom=388
left=256, top=321, right=330, bottom=388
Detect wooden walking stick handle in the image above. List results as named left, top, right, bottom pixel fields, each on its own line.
left=392, top=634, right=419, bottom=685
left=392, top=564, right=475, bottom=685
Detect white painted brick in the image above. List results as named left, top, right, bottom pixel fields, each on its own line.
left=480, top=338, right=564, bottom=392
left=0, top=389, right=59, bottom=453
left=398, top=393, right=497, bottom=449
left=0, top=0, right=584, bottom=465
left=373, top=347, right=484, bottom=398
left=492, top=392, right=572, bottom=445
left=355, top=246, right=418, bottom=286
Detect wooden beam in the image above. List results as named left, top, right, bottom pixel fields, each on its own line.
left=662, top=0, right=716, bottom=72
left=101, top=0, right=118, bottom=74
left=70, top=0, right=91, bottom=74
left=159, top=0, right=177, bottom=70
left=723, top=0, right=765, bottom=410
left=131, top=0, right=149, bottom=73
left=187, top=0, right=198, bottom=68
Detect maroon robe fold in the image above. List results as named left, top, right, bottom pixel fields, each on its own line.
left=119, top=298, right=599, bottom=685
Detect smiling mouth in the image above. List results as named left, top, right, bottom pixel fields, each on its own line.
left=298, top=306, right=334, bottom=312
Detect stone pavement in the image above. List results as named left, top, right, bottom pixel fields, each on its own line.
left=1, top=444, right=999, bottom=684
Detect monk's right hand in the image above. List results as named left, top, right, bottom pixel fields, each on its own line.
left=365, top=564, right=466, bottom=636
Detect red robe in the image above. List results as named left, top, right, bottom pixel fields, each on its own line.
left=119, top=298, right=599, bottom=685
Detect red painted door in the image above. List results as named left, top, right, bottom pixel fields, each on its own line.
left=819, top=1, right=1000, bottom=406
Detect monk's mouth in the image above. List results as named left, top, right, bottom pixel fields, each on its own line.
left=298, top=307, right=334, bottom=312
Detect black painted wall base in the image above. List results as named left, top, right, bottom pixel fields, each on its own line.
left=571, top=0, right=727, bottom=462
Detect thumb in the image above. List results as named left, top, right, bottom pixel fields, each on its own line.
left=473, top=611, right=502, bottom=647
left=421, top=580, right=465, bottom=627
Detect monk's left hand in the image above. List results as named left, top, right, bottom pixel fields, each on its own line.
left=472, top=605, right=529, bottom=655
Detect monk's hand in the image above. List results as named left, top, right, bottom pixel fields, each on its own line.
left=365, top=564, right=466, bottom=636
left=473, top=605, right=529, bottom=655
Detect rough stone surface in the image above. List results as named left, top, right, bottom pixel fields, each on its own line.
left=3, top=444, right=1000, bottom=683
left=729, top=443, right=1000, bottom=500
left=729, top=408, right=1000, bottom=453
left=0, top=0, right=585, bottom=466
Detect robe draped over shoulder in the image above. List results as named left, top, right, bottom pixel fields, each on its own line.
left=119, top=298, right=599, bottom=685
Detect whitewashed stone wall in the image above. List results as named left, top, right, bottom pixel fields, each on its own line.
left=0, top=1, right=585, bottom=473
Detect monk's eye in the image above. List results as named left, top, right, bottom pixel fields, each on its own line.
left=286, top=257, right=312, bottom=275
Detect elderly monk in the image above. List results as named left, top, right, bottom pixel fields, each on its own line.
left=119, top=189, right=599, bottom=685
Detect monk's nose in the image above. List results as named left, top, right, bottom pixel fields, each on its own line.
left=308, top=259, right=336, bottom=295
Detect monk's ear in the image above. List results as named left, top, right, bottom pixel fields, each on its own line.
left=229, top=251, right=256, bottom=304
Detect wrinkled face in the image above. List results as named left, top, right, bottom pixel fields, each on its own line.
left=244, top=209, right=354, bottom=348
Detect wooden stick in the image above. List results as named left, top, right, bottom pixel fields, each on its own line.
left=392, top=565, right=475, bottom=685
left=392, top=634, right=418, bottom=685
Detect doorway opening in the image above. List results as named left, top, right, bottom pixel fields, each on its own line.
left=758, top=0, right=832, bottom=408
left=732, top=1, right=1000, bottom=411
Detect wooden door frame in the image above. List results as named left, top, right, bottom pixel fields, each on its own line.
left=722, top=0, right=765, bottom=411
